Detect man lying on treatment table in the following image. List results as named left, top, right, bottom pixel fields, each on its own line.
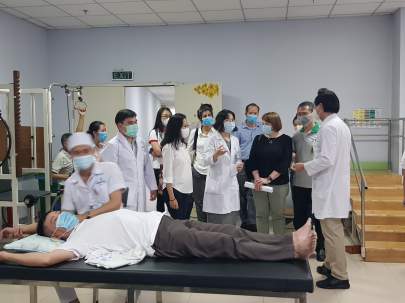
left=0, top=209, right=316, bottom=267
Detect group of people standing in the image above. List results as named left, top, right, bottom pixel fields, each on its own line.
left=46, top=88, right=352, bottom=298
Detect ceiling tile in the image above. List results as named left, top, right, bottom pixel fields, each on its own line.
left=376, top=1, right=405, bottom=14
left=101, top=1, right=152, bottom=14
left=0, top=0, right=48, bottom=7
left=193, top=0, right=241, bottom=11
left=15, top=6, right=68, bottom=17
left=288, top=4, right=332, bottom=17
left=337, top=0, right=380, bottom=4
left=332, top=3, right=380, bottom=15
left=0, top=7, right=30, bottom=18
left=46, top=0, right=95, bottom=4
left=245, top=7, right=286, bottom=19
left=241, top=0, right=287, bottom=9
left=117, top=13, right=164, bottom=25
left=96, top=0, right=139, bottom=2
left=26, top=18, right=53, bottom=28
left=160, top=11, right=203, bottom=24
left=201, top=9, right=244, bottom=21
left=146, top=0, right=196, bottom=13
left=38, top=16, right=85, bottom=27
left=289, top=0, right=335, bottom=5
left=77, top=14, right=126, bottom=26
left=58, top=3, right=109, bottom=16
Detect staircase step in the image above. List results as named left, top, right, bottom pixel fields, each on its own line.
left=351, top=188, right=404, bottom=197
left=351, top=174, right=403, bottom=187
left=365, top=241, right=405, bottom=262
left=352, top=199, right=404, bottom=211
left=356, top=224, right=405, bottom=241
left=353, top=209, right=405, bottom=225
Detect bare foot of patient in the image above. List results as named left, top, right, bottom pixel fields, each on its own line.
left=293, top=219, right=317, bottom=259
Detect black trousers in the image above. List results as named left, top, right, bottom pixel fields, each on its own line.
left=154, top=169, right=165, bottom=212
left=292, top=186, right=324, bottom=252
left=162, top=188, right=193, bottom=220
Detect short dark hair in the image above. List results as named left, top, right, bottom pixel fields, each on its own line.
left=297, top=101, right=314, bottom=112
left=87, top=121, right=105, bottom=138
left=115, top=109, right=137, bottom=125
left=314, top=90, right=340, bottom=113
left=153, top=107, right=172, bottom=133
left=197, top=103, right=213, bottom=120
left=293, top=115, right=298, bottom=125
left=317, top=88, right=329, bottom=96
left=37, top=211, right=52, bottom=236
left=160, top=113, right=187, bottom=150
left=262, top=112, right=282, bottom=132
left=61, top=133, right=72, bottom=146
left=245, top=103, right=260, bottom=113
left=214, top=109, right=235, bottom=133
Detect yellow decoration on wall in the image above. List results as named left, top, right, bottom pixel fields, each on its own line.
left=193, top=83, right=219, bottom=99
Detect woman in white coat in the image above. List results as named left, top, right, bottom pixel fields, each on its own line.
left=203, top=109, right=244, bottom=225
left=101, top=109, right=157, bottom=211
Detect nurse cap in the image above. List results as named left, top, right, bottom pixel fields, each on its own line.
left=67, top=132, right=95, bottom=151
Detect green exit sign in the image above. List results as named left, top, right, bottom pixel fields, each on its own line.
left=112, top=71, right=133, bottom=81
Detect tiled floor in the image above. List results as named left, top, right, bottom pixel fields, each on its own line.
left=1, top=253, right=405, bottom=303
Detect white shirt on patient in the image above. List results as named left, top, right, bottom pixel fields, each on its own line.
left=58, top=209, right=164, bottom=260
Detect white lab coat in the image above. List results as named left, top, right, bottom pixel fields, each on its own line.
left=101, top=132, right=157, bottom=212
left=203, top=132, right=241, bottom=214
left=304, top=114, right=352, bottom=219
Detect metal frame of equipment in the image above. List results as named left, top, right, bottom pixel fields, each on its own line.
left=0, top=85, right=52, bottom=227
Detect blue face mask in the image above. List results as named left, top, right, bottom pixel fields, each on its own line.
left=125, top=124, right=138, bottom=138
left=73, top=155, right=96, bottom=171
left=246, top=114, right=257, bottom=124
left=262, top=124, right=273, bottom=135
left=98, top=131, right=108, bottom=143
left=224, top=121, right=236, bottom=134
left=202, top=116, right=214, bottom=126
left=55, top=212, right=79, bottom=232
left=297, top=115, right=311, bottom=127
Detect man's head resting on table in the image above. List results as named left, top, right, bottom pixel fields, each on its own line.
left=38, top=132, right=97, bottom=239
left=37, top=211, right=79, bottom=240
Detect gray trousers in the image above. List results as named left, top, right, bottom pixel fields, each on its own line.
left=237, top=167, right=257, bottom=226
left=254, top=184, right=289, bottom=235
left=192, top=167, right=207, bottom=222
left=152, top=216, right=295, bottom=261
left=206, top=211, right=240, bottom=226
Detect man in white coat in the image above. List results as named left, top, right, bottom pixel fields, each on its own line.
left=101, top=109, right=157, bottom=211
left=294, top=90, right=351, bottom=290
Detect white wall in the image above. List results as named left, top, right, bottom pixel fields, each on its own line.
left=47, top=16, right=393, bottom=162
left=0, top=11, right=48, bottom=126
left=125, top=87, right=162, bottom=141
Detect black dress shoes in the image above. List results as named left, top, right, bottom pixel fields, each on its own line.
left=316, top=265, right=331, bottom=276
left=316, top=249, right=326, bottom=262
left=316, top=276, right=350, bottom=289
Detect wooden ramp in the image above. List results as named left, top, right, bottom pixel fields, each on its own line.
left=351, top=173, right=405, bottom=262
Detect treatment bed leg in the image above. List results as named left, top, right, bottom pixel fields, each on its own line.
left=295, top=294, right=307, bottom=303
left=29, top=285, right=37, bottom=303
left=92, top=288, right=99, bottom=303
left=156, top=291, right=163, bottom=303
left=127, top=289, right=141, bottom=303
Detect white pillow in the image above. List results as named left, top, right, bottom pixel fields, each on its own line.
left=4, top=234, right=64, bottom=253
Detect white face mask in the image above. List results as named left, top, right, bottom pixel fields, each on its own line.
left=181, top=127, right=190, bottom=139
left=161, top=118, right=169, bottom=127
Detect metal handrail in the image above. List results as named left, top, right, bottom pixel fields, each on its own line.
left=345, top=119, right=368, bottom=259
